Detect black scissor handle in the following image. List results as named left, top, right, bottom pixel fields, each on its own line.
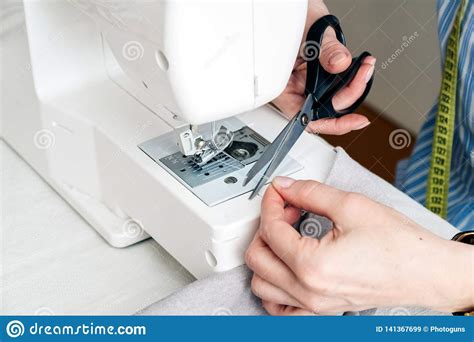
left=316, top=51, right=374, bottom=119
left=304, top=15, right=345, bottom=96
left=303, top=15, right=374, bottom=120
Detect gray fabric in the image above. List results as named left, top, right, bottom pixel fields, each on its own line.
left=138, top=147, right=459, bottom=316
left=136, top=265, right=265, bottom=316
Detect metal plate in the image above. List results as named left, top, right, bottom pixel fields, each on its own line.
left=159, top=126, right=270, bottom=188
left=160, top=152, right=243, bottom=188
left=138, top=118, right=302, bottom=206
left=225, top=126, right=269, bottom=165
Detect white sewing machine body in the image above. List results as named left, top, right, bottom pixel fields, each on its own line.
left=3, top=0, right=336, bottom=279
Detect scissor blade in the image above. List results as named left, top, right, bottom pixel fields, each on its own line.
left=248, top=112, right=307, bottom=199
left=242, top=115, right=299, bottom=186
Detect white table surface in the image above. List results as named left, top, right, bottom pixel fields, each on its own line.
left=1, top=140, right=194, bottom=315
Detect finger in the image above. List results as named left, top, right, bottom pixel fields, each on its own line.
left=262, top=295, right=353, bottom=315
left=247, top=241, right=323, bottom=311
left=290, top=63, right=307, bottom=94
left=307, top=114, right=370, bottom=135
left=260, top=187, right=306, bottom=270
left=262, top=301, right=314, bottom=316
left=251, top=274, right=302, bottom=308
left=272, top=178, right=347, bottom=223
left=246, top=234, right=349, bottom=314
left=245, top=232, right=303, bottom=298
left=332, top=56, right=376, bottom=111
left=272, top=67, right=307, bottom=118
left=284, top=205, right=302, bottom=225
left=272, top=94, right=304, bottom=119
left=260, top=186, right=304, bottom=261
left=261, top=184, right=286, bottom=221
left=319, top=28, right=352, bottom=74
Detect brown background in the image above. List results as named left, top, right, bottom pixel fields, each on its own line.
left=322, top=105, right=415, bottom=184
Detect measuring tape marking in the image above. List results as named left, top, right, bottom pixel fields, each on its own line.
left=426, top=0, right=466, bottom=217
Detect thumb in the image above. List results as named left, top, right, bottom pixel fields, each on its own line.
left=272, top=177, right=346, bottom=223
left=317, top=27, right=352, bottom=74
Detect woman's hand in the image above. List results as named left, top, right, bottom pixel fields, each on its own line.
left=245, top=177, right=474, bottom=315
left=273, top=0, right=376, bottom=135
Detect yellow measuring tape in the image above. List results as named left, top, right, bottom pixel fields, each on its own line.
left=426, top=0, right=466, bottom=218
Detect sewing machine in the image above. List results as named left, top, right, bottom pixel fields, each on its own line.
left=3, top=0, right=337, bottom=279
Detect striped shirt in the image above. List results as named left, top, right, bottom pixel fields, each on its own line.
left=395, top=0, right=473, bottom=231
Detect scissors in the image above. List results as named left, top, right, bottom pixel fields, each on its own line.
left=243, top=15, right=374, bottom=199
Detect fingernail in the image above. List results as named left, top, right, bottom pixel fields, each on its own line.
left=329, top=52, right=347, bottom=65
left=365, top=66, right=374, bottom=83
left=356, top=120, right=371, bottom=130
left=367, top=57, right=377, bottom=66
left=273, top=176, right=295, bottom=189
left=365, top=66, right=375, bottom=83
